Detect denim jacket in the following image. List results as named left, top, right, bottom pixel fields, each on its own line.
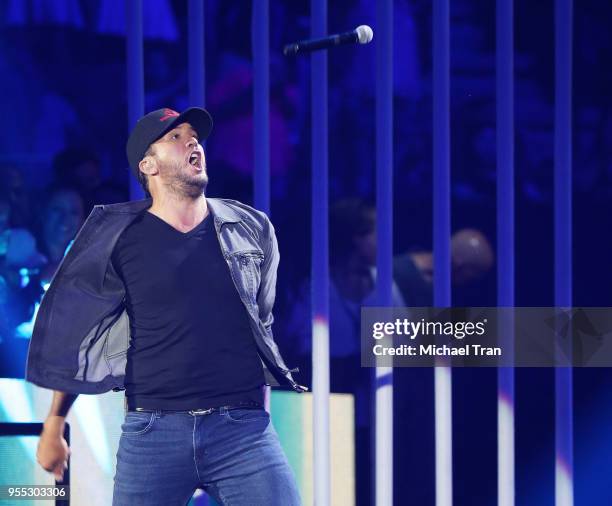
left=26, top=198, right=305, bottom=394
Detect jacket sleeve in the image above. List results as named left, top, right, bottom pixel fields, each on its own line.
left=256, top=213, right=307, bottom=392
left=257, top=216, right=279, bottom=331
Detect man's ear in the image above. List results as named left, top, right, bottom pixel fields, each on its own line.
left=139, top=155, right=158, bottom=177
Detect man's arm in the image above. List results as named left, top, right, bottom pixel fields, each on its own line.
left=37, top=391, right=78, bottom=481
left=257, top=216, right=280, bottom=331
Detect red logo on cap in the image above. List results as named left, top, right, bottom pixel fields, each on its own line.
left=160, top=108, right=179, bottom=121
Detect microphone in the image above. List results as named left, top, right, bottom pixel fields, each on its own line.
left=283, top=25, right=373, bottom=56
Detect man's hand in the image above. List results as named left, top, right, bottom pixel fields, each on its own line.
left=37, top=416, right=70, bottom=481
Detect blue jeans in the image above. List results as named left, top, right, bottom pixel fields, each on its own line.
left=112, top=407, right=302, bottom=505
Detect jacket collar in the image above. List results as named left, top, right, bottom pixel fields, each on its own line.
left=98, top=198, right=151, bottom=214
left=206, top=198, right=242, bottom=224
left=100, top=197, right=242, bottom=224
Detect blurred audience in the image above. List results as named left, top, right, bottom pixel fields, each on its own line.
left=285, top=198, right=494, bottom=380
left=1, top=185, right=45, bottom=338
left=0, top=165, right=31, bottom=228
left=282, top=198, right=495, bottom=505
left=52, top=148, right=102, bottom=212
left=283, top=199, right=411, bottom=506
left=0, top=183, right=84, bottom=349
left=33, top=185, right=85, bottom=284
left=397, top=227, right=494, bottom=290
left=91, top=180, right=129, bottom=206
left=286, top=199, right=406, bottom=372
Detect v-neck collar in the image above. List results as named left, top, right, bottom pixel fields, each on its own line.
left=145, top=210, right=210, bottom=237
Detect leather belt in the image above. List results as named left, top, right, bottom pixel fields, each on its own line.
left=126, top=400, right=264, bottom=415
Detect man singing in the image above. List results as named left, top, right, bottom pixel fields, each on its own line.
left=27, top=107, right=305, bottom=505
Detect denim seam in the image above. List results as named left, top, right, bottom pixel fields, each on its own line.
left=223, top=409, right=269, bottom=423
left=205, top=483, right=229, bottom=506
left=216, top=485, right=230, bottom=506
left=121, top=411, right=155, bottom=437
left=192, top=416, right=203, bottom=485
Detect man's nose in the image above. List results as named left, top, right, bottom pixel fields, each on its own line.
left=186, top=137, right=198, bottom=149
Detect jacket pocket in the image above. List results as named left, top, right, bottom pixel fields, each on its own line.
left=228, top=250, right=263, bottom=305
left=238, top=251, right=264, bottom=300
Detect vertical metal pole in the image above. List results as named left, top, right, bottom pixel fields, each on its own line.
left=496, top=1, right=515, bottom=505
left=252, top=0, right=270, bottom=214
left=375, top=1, right=393, bottom=505
left=126, top=0, right=144, bottom=200
left=554, top=1, right=573, bottom=505
left=252, top=0, right=272, bottom=415
left=188, top=0, right=205, bottom=109
left=311, top=1, right=330, bottom=504
left=433, top=0, right=452, bottom=505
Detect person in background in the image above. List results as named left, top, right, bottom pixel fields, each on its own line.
left=0, top=187, right=47, bottom=317
left=91, top=180, right=130, bottom=206
left=286, top=198, right=405, bottom=506
left=394, top=227, right=494, bottom=304
left=0, top=187, right=47, bottom=374
left=285, top=198, right=495, bottom=505
left=52, top=148, right=102, bottom=213
left=286, top=199, right=408, bottom=382
left=0, top=165, right=31, bottom=229
left=34, top=185, right=85, bottom=284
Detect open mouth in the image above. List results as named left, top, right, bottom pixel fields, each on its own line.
left=188, top=152, right=201, bottom=168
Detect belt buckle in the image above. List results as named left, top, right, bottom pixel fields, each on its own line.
left=189, top=408, right=214, bottom=416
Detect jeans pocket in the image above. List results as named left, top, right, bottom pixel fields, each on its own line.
left=223, top=408, right=270, bottom=423
left=121, top=411, right=156, bottom=436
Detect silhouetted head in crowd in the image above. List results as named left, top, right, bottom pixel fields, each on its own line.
left=52, top=148, right=101, bottom=193
left=330, top=198, right=376, bottom=269
left=450, top=228, right=494, bottom=285
left=36, top=185, right=85, bottom=268
left=0, top=165, right=30, bottom=228
left=409, top=229, right=494, bottom=286
left=0, top=186, right=47, bottom=296
left=329, top=199, right=377, bottom=302
left=330, top=198, right=494, bottom=290
left=91, top=181, right=129, bottom=206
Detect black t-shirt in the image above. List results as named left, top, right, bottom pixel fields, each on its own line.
left=111, top=211, right=264, bottom=410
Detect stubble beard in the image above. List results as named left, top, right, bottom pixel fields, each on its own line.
left=162, top=160, right=208, bottom=200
